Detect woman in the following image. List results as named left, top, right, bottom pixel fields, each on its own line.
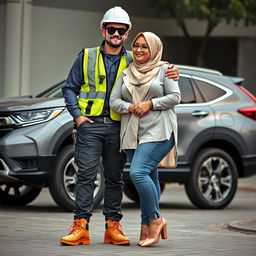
left=110, top=32, right=181, bottom=247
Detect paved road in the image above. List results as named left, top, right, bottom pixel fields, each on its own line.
left=0, top=176, right=255, bottom=256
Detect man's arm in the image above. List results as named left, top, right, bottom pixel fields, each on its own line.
left=62, top=52, right=94, bottom=126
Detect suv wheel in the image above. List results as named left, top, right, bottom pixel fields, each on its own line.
left=185, top=147, right=238, bottom=209
left=0, top=183, right=41, bottom=206
left=124, top=182, right=165, bottom=203
left=49, top=145, right=104, bottom=211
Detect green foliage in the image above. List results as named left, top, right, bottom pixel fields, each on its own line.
left=153, top=0, right=256, bottom=27
left=152, top=0, right=256, bottom=66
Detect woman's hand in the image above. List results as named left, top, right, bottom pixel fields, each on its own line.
left=133, top=100, right=152, bottom=118
left=128, top=102, right=138, bottom=113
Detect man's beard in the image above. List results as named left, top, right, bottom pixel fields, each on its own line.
left=105, top=37, right=123, bottom=48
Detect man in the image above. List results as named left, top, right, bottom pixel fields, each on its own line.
left=61, top=6, right=179, bottom=246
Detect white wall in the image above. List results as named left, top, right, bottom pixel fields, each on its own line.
left=29, top=6, right=256, bottom=95
left=0, top=3, right=6, bottom=97
left=238, top=38, right=256, bottom=95
left=3, top=0, right=32, bottom=97
left=1, top=3, right=256, bottom=96
left=30, top=6, right=103, bottom=94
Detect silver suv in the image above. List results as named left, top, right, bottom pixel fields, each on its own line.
left=0, top=65, right=255, bottom=210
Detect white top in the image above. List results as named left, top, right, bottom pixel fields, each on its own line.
left=110, top=64, right=181, bottom=153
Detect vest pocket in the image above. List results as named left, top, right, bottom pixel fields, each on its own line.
left=85, top=100, right=93, bottom=114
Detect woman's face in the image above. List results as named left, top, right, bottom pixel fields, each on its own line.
left=132, top=35, right=150, bottom=64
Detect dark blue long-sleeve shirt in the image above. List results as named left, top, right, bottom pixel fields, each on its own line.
left=62, top=41, right=128, bottom=119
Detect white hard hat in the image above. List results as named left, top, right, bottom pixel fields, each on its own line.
left=100, top=6, right=132, bottom=30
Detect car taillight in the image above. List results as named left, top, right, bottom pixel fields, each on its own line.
left=236, top=85, right=256, bottom=103
left=238, top=106, right=256, bottom=120
left=236, top=84, right=256, bottom=120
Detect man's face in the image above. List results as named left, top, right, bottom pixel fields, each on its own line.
left=102, top=23, right=129, bottom=48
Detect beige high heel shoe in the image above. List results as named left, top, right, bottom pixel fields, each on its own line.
left=161, top=217, right=167, bottom=240
left=138, top=224, right=150, bottom=246
left=140, top=217, right=167, bottom=247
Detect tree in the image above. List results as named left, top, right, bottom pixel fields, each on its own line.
left=153, top=0, right=256, bottom=66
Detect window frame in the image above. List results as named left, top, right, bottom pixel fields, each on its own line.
left=178, top=74, right=197, bottom=104
left=178, top=74, right=233, bottom=107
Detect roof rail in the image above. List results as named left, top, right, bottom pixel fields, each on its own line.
left=176, top=64, right=223, bottom=76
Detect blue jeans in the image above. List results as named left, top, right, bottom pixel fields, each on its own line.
left=74, top=121, right=126, bottom=221
left=126, top=133, right=174, bottom=225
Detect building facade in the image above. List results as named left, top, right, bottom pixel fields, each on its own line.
left=0, top=0, right=255, bottom=97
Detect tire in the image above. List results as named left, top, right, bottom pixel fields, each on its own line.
left=0, top=182, right=41, bottom=206
left=185, top=147, right=238, bottom=209
left=49, top=145, right=104, bottom=212
left=124, top=182, right=166, bottom=203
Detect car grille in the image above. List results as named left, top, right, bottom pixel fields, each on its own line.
left=14, top=158, right=37, bottom=169
left=0, top=159, right=5, bottom=171
left=0, top=129, right=14, bottom=139
left=0, top=114, right=16, bottom=138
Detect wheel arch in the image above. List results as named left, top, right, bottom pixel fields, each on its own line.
left=41, top=121, right=73, bottom=184
left=185, top=126, right=246, bottom=178
left=189, top=139, right=243, bottom=178
left=50, top=121, right=73, bottom=156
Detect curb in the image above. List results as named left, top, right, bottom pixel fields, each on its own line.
left=238, top=186, right=256, bottom=192
left=228, top=220, right=256, bottom=234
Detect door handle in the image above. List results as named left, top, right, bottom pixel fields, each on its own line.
left=192, top=111, right=209, bottom=117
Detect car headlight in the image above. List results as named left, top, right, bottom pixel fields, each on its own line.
left=10, top=108, right=65, bottom=126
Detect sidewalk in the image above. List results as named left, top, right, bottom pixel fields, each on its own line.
left=228, top=220, right=256, bottom=234
left=237, top=175, right=256, bottom=192
left=228, top=175, right=256, bottom=234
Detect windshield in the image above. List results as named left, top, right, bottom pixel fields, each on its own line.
left=36, top=80, right=65, bottom=98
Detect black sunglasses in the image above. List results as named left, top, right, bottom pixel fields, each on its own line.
left=104, top=27, right=128, bottom=36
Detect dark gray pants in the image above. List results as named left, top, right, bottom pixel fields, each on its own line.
left=74, top=121, right=126, bottom=222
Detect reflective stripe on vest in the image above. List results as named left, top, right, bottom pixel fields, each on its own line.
left=78, top=47, right=133, bottom=120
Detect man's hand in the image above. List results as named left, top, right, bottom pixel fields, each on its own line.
left=75, top=116, right=94, bottom=127
left=165, top=64, right=179, bottom=81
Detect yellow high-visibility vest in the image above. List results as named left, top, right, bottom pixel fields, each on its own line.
left=78, top=46, right=133, bottom=121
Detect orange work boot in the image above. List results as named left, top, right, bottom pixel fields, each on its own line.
left=104, top=220, right=130, bottom=245
left=60, top=218, right=90, bottom=245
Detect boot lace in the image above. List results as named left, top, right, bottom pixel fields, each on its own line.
left=109, top=221, right=124, bottom=235
left=69, top=219, right=83, bottom=234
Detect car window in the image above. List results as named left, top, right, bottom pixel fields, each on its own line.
left=36, top=80, right=65, bottom=98
left=195, top=80, right=226, bottom=102
left=179, top=77, right=196, bottom=104
left=38, top=85, right=64, bottom=98
left=43, top=87, right=63, bottom=98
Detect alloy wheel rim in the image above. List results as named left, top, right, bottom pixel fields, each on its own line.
left=0, top=183, right=32, bottom=197
left=63, top=157, right=102, bottom=200
left=198, top=156, right=232, bottom=203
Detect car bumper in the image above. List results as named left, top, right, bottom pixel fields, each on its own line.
left=0, top=120, right=63, bottom=186
left=242, top=155, right=256, bottom=177
left=0, top=152, right=55, bottom=186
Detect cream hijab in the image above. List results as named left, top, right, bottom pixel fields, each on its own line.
left=121, top=32, right=168, bottom=149
left=123, top=32, right=168, bottom=102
